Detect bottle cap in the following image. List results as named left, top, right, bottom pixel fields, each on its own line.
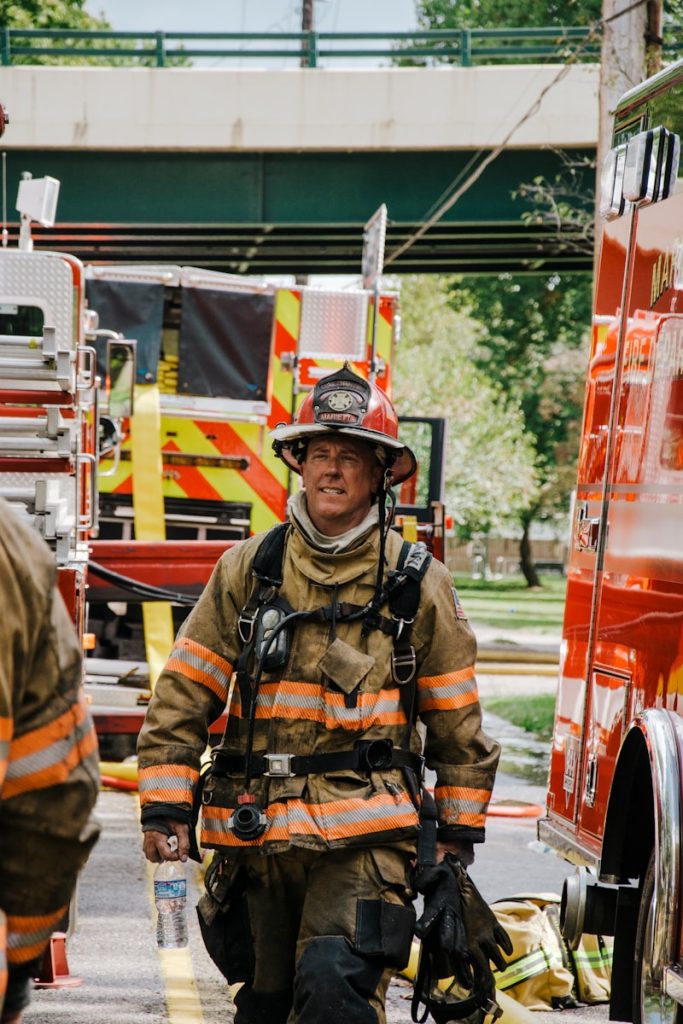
left=166, top=834, right=179, bottom=852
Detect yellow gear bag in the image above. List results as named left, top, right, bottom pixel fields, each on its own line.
left=490, top=894, right=612, bottom=1010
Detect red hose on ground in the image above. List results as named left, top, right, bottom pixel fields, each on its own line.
left=424, top=786, right=542, bottom=818
left=100, top=774, right=138, bottom=792
left=487, top=802, right=543, bottom=818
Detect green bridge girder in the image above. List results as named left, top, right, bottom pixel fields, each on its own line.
left=6, top=147, right=595, bottom=275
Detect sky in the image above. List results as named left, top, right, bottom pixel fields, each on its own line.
left=84, top=0, right=419, bottom=36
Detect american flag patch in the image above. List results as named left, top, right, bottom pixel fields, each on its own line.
left=452, top=587, right=468, bottom=620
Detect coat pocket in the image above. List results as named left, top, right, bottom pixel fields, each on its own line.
left=318, top=638, right=375, bottom=695
left=354, top=900, right=416, bottom=968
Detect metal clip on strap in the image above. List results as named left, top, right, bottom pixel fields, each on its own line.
left=238, top=609, right=258, bottom=645
left=392, top=645, right=417, bottom=684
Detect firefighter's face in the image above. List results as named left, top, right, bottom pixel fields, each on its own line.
left=301, top=435, right=383, bottom=536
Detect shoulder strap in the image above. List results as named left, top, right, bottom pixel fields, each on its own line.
left=389, top=540, right=432, bottom=623
left=386, top=541, right=433, bottom=755
left=233, top=523, right=290, bottom=717
left=238, top=522, right=290, bottom=639
left=251, top=521, right=289, bottom=587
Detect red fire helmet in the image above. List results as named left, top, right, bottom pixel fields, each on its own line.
left=271, top=363, right=416, bottom=485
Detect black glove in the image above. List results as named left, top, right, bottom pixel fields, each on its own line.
left=450, top=857, right=513, bottom=998
left=414, top=859, right=472, bottom=990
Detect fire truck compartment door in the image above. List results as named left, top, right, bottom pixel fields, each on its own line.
left=178, top=287, right=274, bottom=401
left=578, top=667, right=631, bottom=840
left=86, top=279, right=165, bottom=385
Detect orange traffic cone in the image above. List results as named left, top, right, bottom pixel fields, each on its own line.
left=33, top=932, right=83, bottom=989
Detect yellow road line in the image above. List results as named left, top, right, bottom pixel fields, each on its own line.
left=157, top=944, right=206, bottom=1024
left=144, top=858, right=206, bottom=1024
left=135, top=792, right=206, bottom=1024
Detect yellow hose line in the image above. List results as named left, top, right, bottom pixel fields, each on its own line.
left=476, top=664, right=558, bottom=677
left=477, top=650, right=558, bottom=665
left=99, top=761, right=138, bottom=782
left=130, top=385, right=174, bottom=687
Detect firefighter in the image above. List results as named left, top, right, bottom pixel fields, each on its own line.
left=0, top=498, right=100, bottom=1024
left=138, top=364, right=504, bottom=1024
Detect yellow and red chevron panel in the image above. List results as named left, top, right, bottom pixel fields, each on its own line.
left=98, top=288, right=397, bottom=537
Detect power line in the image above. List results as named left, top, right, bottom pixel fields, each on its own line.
left=384, top=3, right=647, bottom=267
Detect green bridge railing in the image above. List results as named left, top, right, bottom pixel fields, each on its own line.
left=2, top=26, right=682, bottom=68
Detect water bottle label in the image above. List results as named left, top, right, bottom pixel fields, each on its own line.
left=154, top=879, right=187, bottom=899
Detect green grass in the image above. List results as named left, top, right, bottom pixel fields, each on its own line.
left=483, top=694, right=557, bottom=741
left=453, top=573, right=566, bottom=631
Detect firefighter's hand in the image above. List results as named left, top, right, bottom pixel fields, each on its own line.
left=436, top=840, right=474, bottom=866
left=414, top=859, right=472, bottom=990
left=450, top=857, right=513, bottom=994
left=142, top=823, right=191, bottom=863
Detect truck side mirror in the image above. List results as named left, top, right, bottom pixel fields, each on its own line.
left=106, top=339, right=136, bottom=419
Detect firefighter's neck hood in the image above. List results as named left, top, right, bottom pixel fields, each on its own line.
left=287, top=489, right=379, bottom=556
left=287, top=495, right=381, bottom=587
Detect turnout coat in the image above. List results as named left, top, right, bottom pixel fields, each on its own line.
left=138, top=522, right=500, bottom=854
left=0, top=499, right=100, bottom=1009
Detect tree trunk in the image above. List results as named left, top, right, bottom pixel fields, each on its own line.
left=519, top=515, right=541, bottom=588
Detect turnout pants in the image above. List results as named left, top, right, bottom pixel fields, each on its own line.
left=203, top=844, right=416, bottom=1024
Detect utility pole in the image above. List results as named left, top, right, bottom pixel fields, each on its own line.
left=300, top=0, right=315, bottom=66
left=296, top=2, right=315, bottom=281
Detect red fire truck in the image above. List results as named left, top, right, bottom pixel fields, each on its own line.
left=538, top=60, right=683, bottom=1020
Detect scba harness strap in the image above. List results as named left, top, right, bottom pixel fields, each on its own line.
left=236, top=522, right=432, bottom=695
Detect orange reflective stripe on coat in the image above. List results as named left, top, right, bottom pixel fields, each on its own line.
left=201, top=790, right=420, bottom=849
left=6, top=906, right=66, bottom=964
left=417, top=666, right=479, bottom=713
left=166, top=637, right=233, bottom=705
left=0, top=716, right=12, bottom=791
left=434, top=784, right=491, bottom=829
left=0, top=909, right=6, bottom=1013
left=3, top=699, right=97, bottom=800
left=229, top=679, right=407, bottom=731
left=139, top=763, right=199, bottom=806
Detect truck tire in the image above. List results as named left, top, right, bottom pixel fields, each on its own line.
left=633, top=850, right=680, bottom=1024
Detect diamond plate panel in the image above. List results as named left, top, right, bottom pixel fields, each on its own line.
left=298, top=290, right=369, bottom=361
left=0, top=251, right=76, bottom=353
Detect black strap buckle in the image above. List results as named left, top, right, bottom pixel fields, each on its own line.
left=264, top=753, right=295, bottom=777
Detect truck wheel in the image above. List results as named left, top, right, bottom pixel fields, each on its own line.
left=633, top=850, right=680, bottom=1024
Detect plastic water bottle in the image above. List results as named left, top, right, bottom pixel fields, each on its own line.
left=153, top=836, right=188, bottom=949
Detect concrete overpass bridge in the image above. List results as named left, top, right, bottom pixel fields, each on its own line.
left=1, top=58, right=599, bottom=274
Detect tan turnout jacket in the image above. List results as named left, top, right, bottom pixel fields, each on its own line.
left=138, top=522, right=499, bottom=854
left=0, top=498, right=100, bottom=1003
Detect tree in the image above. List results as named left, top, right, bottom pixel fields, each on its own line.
left=393, top=275, right=539, bottom=542
left=0, top=0, right=110, bottom=30
left=0, top=0, right=171, bottom=66
left=448, top=272, right=591, bottom=585
left=416, top=0, right=600, bottom=31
